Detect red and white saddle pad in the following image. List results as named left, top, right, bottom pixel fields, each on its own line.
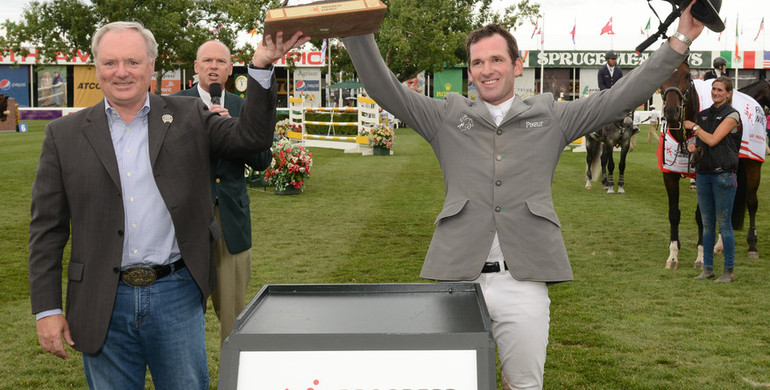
left=657, top=120, right=697, bottom=177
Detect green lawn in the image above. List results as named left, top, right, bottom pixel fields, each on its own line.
left=2, top=122, right=769, bottom=389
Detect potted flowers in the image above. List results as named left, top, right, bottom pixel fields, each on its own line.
left=264, top=138, right=313, bottom=195
left=365, top=124, right=395, bottom=155
left=274, top=118, right=302, bottom=139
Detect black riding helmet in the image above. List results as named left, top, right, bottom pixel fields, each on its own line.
left=713, top=56, right=727, bottom=68
left=605, top=50, right=619, bottom=60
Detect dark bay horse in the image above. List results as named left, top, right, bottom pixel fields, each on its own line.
left=659, top=61, right=766, bottom=269
left=585, top=112, right=635, bottom=194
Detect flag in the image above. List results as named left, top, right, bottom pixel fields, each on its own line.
left=600, top=17, right=614, bottom=35
left=718, top=17, right=727, bottom=41
left=764, top=51, right=770, bottom=69
left=643, top=17, right=651, bottom=37
left=320, top=38, right=327, bottom=55
left=537, top=22, right=545, bottom=48
left=570, top=20, right=576, bottom=45
left=755, top=17, right=764, bottom=41
left=735, top=15, right=740, bottom=60
left=531, top=19, right=540, bottom=39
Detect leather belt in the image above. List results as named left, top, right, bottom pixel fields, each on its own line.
left=481, top=261, right=508, bottom=273
left=120, top=258, right=185, bottom=287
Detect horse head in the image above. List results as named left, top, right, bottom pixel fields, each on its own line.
left=659, top=60, right=697, bottom=144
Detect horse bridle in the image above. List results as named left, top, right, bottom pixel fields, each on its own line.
left=661, top=86, right=687, bottom=131
left=661, top=79, right=698, bottom=169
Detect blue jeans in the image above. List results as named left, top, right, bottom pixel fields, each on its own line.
left=82, top=267, right=208, bottom=390
left=696, top=172, right=737, bottom=269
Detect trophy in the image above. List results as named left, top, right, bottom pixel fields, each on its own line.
left=264, top=0, right=387, bottom=40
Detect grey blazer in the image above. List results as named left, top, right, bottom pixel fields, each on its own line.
left=28, top=75, right=276, bottom=354
left=343, top=34, right=685, bottom=283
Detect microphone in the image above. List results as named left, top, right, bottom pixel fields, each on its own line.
left=209, top=83, right=222, bottom=106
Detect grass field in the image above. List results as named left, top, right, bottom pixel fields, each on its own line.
left=1, top=121, right=769, bottom=389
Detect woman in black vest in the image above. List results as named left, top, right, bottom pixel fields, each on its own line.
left=685, top=76, right=742, bottom=283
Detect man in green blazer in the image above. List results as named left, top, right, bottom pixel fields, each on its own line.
left=175, top=40, right=272, bottom=345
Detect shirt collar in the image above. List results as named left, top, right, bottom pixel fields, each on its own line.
left=482, top=95, right=516, bottom=126
left=196, top=83, right=225, bottom=108
left=104, top=94, right=151, bottom=120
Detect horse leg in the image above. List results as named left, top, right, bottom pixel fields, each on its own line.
left=664, top=173, right=681, bottom=269
left=585, top=141, right=595, bottom=190
left=617, top=141, right=629, bottom=194
left=744, top=160, right=761, bottom=258
left=601, top=147, right=610, bottom=190
left=694, top=203, right=704, bottom=268
left=604, top=145, right=615, bottom=194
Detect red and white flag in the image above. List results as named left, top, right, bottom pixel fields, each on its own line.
left=600, top=17, right=614, bottom=35
left=755, top=17, right=764, bottom=41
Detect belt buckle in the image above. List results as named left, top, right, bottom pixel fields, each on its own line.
left=121, top=266, right=157, bottom=287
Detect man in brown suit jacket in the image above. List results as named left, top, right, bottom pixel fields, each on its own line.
left=28, top=21, right=308, bottom=388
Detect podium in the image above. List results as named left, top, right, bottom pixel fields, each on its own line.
left=219, top=283, right=495, bottom=389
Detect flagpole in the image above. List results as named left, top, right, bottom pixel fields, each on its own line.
left=540, top=15, right=545, bottom=94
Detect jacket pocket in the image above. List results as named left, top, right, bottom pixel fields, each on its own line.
left=434, top=199, right=469, bottom=224
left=526, top=200, right=561, bottom=228
left=68, top=261, right=84, bottom=282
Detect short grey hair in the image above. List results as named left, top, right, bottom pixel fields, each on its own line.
left=91, top=21, right=158, bottom=61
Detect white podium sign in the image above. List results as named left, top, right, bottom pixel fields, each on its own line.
left=238, top=350, right=478, bottom=389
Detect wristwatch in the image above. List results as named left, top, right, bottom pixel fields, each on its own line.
left=672, top=32, right=693, bottom=47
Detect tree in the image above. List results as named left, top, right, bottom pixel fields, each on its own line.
left=332, top=0, right=541, bottom=81
left=0, top=0, right=275, bottom=93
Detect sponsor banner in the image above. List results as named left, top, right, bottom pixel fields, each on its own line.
left=73, top=66, right=102, bottom=107
left=255, top=51, right=326, bottom=68
left=37, top=66, right=67, bottom=107
left=238, top=350, right=478, bottom=389
left=433, top=68, right=462, bottom=100
left=525, top=50, right=710, bottom=69
left=151, top=70, right=181, bottom=95
left=0, top=49, right=91, bottom=65
left=0, top=65, right=30, bottom=106
left=293, top=68, right=322, bottom=105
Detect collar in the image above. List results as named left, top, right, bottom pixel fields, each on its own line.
left=196, top=83, right=225, bottom=107
left=482, top=96, right=516, bottom=126
left=103, top=94, right=151, bottom=120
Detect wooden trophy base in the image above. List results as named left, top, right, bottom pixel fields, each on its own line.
left=264, top=0, right=387, bottom=40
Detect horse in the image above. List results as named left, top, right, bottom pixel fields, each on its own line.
left=585, top=112, right=635, bottom=194
left=659, top=61, right=766, bottom=269
left=738, top=79, right=770, bottom=108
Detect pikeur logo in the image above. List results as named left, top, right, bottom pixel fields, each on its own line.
left=526, top=121, right=545, bottom=128
left=457, top=114, right=473, bottom=132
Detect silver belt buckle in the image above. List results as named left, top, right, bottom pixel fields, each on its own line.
left=121, top=266, right=157, bottom=287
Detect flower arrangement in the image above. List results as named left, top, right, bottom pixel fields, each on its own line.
left=274, top=119, right=302, bottom=139
left=365, top=124, right=395, bottom=149
left=264, top=138, right=313, bottom=191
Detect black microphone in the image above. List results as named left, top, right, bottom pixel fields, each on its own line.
left=209, top=83, right=222, bottom=105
